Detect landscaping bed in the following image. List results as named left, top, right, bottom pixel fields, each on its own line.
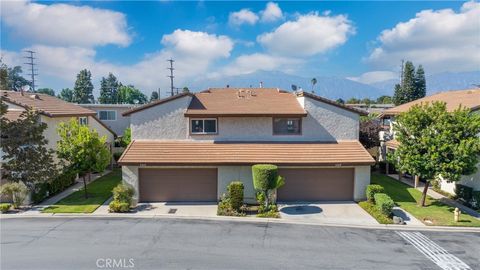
left=371, top=173, right=480, bottom=227
left=43, top=169, right=121, bottom=214
left=358, top=201, right=393, bottom=224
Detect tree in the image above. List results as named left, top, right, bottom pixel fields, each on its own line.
left=150, top=91, right=159, bottom=102
left=58, top=88, right=74, bottom=102
left=0, top=59, right=8, bottom=89
left=414, top=65, right=426, bottom=100
left=98, top=73, right=120, bottom=104
left=252, top=164, right=284, bottom=207
left=118, top=85, right=148, bottom=104
left=311, top=78, right=317, bottom=93
left=182, top=87, right=190, bottom=93
left=359, top=119, right=382, bottom=150
left=0, top=107, right=59, bottom=191
left=346, top=98, right=360, bottom=104
left=36, top=88, right=55, bottom=96
left=391, top=102, right=480, bottom=206
left=57, top=119, right=110, bottom=198
left=120, top=127, right=131, bottom=147
left=336, top=98, right=345, bottom=104
left=291, top=84, right=298, bottom=91
left=3, top=65, right=30, bottom=91
left=72, top=69, right=94, bottom=104
left=376, top=95, right=393, bottom=104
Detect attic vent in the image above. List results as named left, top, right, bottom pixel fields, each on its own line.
left=29, top=94, right=40, bottom=100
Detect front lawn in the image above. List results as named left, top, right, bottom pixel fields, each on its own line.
left=372, top=173, right=480, bottom=227
left=43, top=170, right=121, bottom=213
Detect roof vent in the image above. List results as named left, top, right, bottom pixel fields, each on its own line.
left=29, top=94, right=40, bottom=100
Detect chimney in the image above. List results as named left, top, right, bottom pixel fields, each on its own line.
left=259, top=81, right=263, bottom=88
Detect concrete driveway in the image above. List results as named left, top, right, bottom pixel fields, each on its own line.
left=278, top=201, right=378, bottom=225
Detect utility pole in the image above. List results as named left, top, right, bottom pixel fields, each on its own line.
left=157, top=87, right=161, bottom=99
left=24, top=50, right=38, bottom=92
left=167, top=59, right=175, bottom=96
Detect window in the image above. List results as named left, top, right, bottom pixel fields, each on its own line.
left=79, top=117, right=88, bottom=126
left=190, top=119, right=217, bottom=134
left=273, top=118, right=301, bottom=135
left=98, top=110, right=116, bottom=121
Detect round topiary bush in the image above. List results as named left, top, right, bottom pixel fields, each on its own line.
left=252, top=164, right=278, bottom=192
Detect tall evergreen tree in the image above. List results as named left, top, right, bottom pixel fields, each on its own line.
left=58, top=88, right=74, bottom=102
left=402, top=61, right=416, bottom=101
left=150, top=91, right=159, bottom=102
left=72, top=69, right=94, bottom=104
left=98, top=73, right=120, bottom=104
left=414, top=65, right=426, bottom=100
left=393, top=83, right=404, bottom=105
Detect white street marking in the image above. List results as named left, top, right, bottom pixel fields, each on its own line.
left=396, top=231, right=471, bottom=270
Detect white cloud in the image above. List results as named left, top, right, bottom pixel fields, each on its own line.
left=1, top=0, right=131, bottom=47
left=1, top=30, right=234, bottom=94
left=228, top=9, right=259, bottom=26
left=260, top=2, right=283, bottom=22
left=366, top=1, right=480, bottom=73
left=221, top=53, right=302, bottom=76
left=257, top=12, right=355, bottom=57
left=347, top=71, right=398, bottom=84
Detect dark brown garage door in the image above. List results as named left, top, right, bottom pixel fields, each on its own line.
left=139, top=168, right=217, bottom=202
left=277, top=168, right=354, bottom=201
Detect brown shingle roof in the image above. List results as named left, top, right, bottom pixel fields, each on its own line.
left=382, top=89, right=480, bottom=117
left=301, top=92, right=369, bottom=116
left=1, top=90, right=96, bottom=117
left=3, top=110, right=23, bottom=121
left=122, top=92, right=192, bottom=116
left=118, top=140, right=375, bottom=166
left=185, top=88, right=307, bottom=117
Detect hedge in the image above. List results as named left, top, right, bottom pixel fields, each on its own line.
left=455, top=184, right=473, bottom=202
left=366, top=184, right=384, bottom=202
left=227, top=181, right=244, bottom=211
left=31, top=168, right=77, bottom=203
left=252, top=164, right=278, bottom=191
left=374, top=193, right=394, bottom=216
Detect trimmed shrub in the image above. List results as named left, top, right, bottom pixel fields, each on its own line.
left=471, top=191, right=480, bottom=210
left=217, top=195, right=245, bottom=217
left=374, top=193, right=394, bottom=216
left=366, top=184, right=384, bottom=202
left=455, top=184, right=473, bottom=202
left=112, top=183, right=134, bottom=205
left=0, top=203, right=11, bottom=213
left=0, top=182, right=28, bottom=208
left=109, top=201, right=130, bottom=213
left=227, top=181, right=244, bottom=211
left=252, top=164, right=278, bottom=192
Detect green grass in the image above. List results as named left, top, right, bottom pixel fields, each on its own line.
left=371, top=173, right=480, bottom=227
left=43, top=170, right=121, bottom=213
left=358, top=201, right=393, bottom=224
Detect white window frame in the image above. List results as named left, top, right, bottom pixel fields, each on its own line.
left=78, top=116, right=88, bottom=126
left=190, top=118, right=217, bottom=135
left=98, top=110, right=117, bottom=121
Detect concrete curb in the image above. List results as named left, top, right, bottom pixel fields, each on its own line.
left=2, top=213, right=479, bottom=233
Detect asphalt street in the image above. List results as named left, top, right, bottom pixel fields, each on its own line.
left=1, top=217, right=479, bottom=270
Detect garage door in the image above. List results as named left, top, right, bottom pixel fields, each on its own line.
left=139, top=168, right=217, bottom=202
left=277, top=168, right=354, bottom=201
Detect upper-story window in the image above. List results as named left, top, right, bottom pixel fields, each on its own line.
left=79, top=116, right=88, bottom=126
left=273, top=118, right=301, bottom=135
left=98, top=110, right=116, bottom=121
left=190, top=118, right=217, bottom=134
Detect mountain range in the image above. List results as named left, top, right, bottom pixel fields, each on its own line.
left=189, top=70, right=480, bottom=100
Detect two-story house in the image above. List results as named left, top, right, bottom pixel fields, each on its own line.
left=379, top=88, right=480, bottom=194
left=79, top=104, right=134, bottom=136
left=118, top=88, right=374, bottom=205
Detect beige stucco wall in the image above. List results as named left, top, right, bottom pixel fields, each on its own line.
left=122, top=165, right=139, bottom=205
left=354, top=166, right=371, bottom=201
left=218, top=166, right=256, bottom=204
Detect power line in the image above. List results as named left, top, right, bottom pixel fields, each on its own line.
left=167, top=59, right=175, bottom=96
left=24, top=50, right=38, bottom=92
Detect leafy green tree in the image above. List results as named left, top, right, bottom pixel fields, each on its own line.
left=414, top=65, right=426, bottom=100
left=118, top=85, right=148, bottom=104
left=120, top=127, right=131, bottom=147
left=36, top=88, right=55, bottom=96
left=72, top=69, right=94, bottom=104
left=391, top=102, right=480, bottom=206
left=150, top=91, right=159, bottom=102
left=98, top=73, right=120, bottom=104
left=311, top=78, right=317, bottom=93
left=58, top=88, right=74, bottom=102
left=57, top=119, right=110, bottom=198
left=0, top=60, right=8, bottom=90
left=182, top=87, right=190, bottom=93
left=376, top=95, right=393, bottom=104
left=336, top=98, right=345, bottom=104
left=0, top=108, right=59, bottom=191
left=346, top=98, right=360, bottom=104
left=4, top=65, right=30, bottom=91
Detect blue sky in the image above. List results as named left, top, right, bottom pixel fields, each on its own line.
left=1, top=1, right=478, bottom=96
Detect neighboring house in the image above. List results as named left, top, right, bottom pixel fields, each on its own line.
left=379, top=88, right=480, bottom=194
left=79, top=104, right=134, bottom=136
left=118, top=88, right=374, bottom=205
left=345, top=103, right=395, bottom=115
left=0, top=90, right=116, bottom=159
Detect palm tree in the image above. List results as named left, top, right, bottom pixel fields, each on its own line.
left=311, top=78, right=317, bottom=93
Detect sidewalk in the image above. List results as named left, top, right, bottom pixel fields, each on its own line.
left=387, top=174, right=480, bottom=220
left=21, top=170, right=111, bottom=215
